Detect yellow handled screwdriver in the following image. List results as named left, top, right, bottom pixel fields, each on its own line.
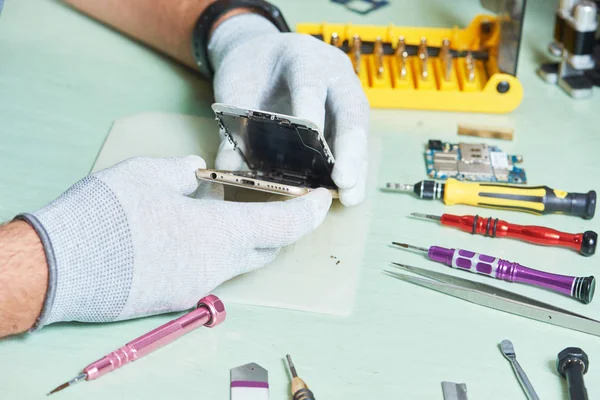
left=384, top=178, right=596, bottom=219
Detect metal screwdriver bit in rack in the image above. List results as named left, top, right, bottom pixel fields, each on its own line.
left=297, top=10, right=527, bottom=113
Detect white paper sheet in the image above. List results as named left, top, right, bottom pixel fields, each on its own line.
left=92, top=112, right=379, bottom=316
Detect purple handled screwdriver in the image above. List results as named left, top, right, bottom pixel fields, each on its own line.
left=392, top=242, right=596, bottom=304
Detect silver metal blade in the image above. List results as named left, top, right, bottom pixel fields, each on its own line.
left=500, top=339, right=516, bottom=359
left=479, top=0, right=523, bottom=17
left=479, top=0, right=527, bottom=76
left=384, top=268, right=600, bottom=338
left=441, top=382, right=469, bottom=400
left=498, top=341, right=540, bottom=400
left=231, top=362, right=268, bottom=384
left=382, top=182, right=413, bottom=193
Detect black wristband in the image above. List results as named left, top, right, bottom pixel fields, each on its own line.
left=191, top=0, right=291, bottom=80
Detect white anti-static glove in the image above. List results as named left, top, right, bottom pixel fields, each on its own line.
left=208, top=13, right=370, bottom=207
left=17, top=156, right=331, bottom=329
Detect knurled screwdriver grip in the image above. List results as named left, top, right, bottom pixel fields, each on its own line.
left=48, top=295, right=227, bottom=395
left=444, top=179, right=596, bottom=219
left=438, top=213, right=597, bottom=256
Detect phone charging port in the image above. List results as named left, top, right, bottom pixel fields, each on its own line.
left=240, top=179, right=255, bottom=186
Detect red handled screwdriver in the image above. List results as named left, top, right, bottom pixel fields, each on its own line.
left=411, top=212, right=597, bottom=257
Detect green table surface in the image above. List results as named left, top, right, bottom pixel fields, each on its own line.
left=1, top=1, right=599, bottom=399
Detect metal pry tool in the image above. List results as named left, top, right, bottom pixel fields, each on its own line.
left=47, top=295, right=226, bottom=395
left=441, top=382, right=469, bottom=400
left=231, top=362, right=269, bottom=400
left=383, top=263, right=600, bottom=338
left=499, top=340, right=540, bottom=400
left=392, top=242, right=596, bottom=303
left=286, top=354, right=315, bottom=400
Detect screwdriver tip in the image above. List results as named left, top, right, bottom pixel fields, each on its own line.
left=384, top=183, right=414, bottom=193
left=391, top=242, right=429, bottom=253
left=410, top=212, right=441, bottom=221
left=286, top=354, right=298, bottom=377
left=47, top=382, right=70, bottom=396
left=47, top=372, right=86, bottom=396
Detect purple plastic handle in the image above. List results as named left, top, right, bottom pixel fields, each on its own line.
left=427, top=246, right=591, bottom=301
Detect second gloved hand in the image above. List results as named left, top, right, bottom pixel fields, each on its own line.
left=208, top=13, right=370, bottom=207
left=18, top=156, right=331, bottom=329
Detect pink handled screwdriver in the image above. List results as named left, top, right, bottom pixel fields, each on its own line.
left=48, top=294, right=226, bottom=395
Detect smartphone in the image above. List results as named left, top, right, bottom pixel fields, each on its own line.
left=196, top=168, right=340, bottom=198
left=196, top=103, right=339, bottom=198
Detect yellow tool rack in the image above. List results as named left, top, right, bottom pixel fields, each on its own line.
left=296, top=15, right=524, bottom=114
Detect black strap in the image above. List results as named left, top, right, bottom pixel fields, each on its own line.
left=191, top=0, right=291, bottom=80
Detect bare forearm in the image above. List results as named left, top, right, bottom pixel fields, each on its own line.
left=0, top=221, right=48, bottom=338
left=62, top=0, right=250, bottom=69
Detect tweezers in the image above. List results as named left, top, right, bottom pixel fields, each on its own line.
left=385, top=263, right=600, bottom=338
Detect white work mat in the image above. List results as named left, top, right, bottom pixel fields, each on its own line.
left=92, top=112, right=380, bottom=316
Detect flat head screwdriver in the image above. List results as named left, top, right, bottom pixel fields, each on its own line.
left=411, top=212, right=598, bottom=256
left=383, top=178, right=597, bottom=219
left=392, top=242, right=596, bottom=303
left=47, top=295, right=226, bottom=395
left=286, top=354, right=316, bottom=400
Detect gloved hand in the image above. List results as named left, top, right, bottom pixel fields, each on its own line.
left=17, top=156, right=331, bottom=329
left=208, top=13, right=370, bottom=207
